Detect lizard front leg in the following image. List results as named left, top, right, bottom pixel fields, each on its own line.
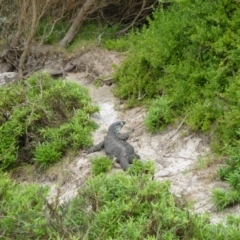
left=87, top=141, right=104, bottom=154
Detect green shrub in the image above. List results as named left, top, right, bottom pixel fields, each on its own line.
left=67, top=21, right=122, bottom=51
left=212, top=188, right=240, bottom=211
left=227, top=215, right=240, bottom=228
left=63, top=163, right=240, bottom=239
left=113, top=0, right=240, bottom=208
left=212, top=145, right=240, bottom=207
left=2, top=164, right=240, bottom=239
left=91, top=156, right=113, bottom=175
left=103, top=30, right=137, bottom=51
left=127, top=159, right=155, bottom=177
left=114, top=0, right=240, bottom=135
left=0, top=171, right=49, bottom=239
left=144, top=97, right=174, bottom=133
left=0, top=73, right=98, bottom=169
left=33, top=141, right=64, bottom=169
left=212, top=76, right=240, bottom=148
left=104, top=37, right=130, bottom=51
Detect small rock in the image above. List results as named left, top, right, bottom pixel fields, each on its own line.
left=0, top=72, right=18, bottom=86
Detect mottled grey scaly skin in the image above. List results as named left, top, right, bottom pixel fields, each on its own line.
left=87, top=121, right=140, bottom=170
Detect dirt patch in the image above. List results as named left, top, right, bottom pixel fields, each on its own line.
left=12, top=48, right=240, bottom=223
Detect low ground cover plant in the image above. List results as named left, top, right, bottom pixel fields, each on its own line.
left=91, top=155, right=113, bottom=175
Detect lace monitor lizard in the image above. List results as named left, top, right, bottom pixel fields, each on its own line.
left=87, top=121, right=140, bottom=170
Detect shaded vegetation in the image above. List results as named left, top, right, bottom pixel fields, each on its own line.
left=0, top=73, right=98, bottom=169
left=36, top=19, right=70, bottom=44
left=110, top=0, right=240, bottom=208
left=67, top=21, right=122, bottom=52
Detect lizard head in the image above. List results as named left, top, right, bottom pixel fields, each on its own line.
left=108, top=121, right=126, bottom=135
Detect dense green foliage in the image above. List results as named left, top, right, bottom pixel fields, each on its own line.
left=0, top=171, right=49, bottom=239
left=114, top=0, right=240, bottom=137
left=112, top=0, right=240, bottom=208
left=144, top=97, right=174, bottom=133
left=66, top=169, right=239, bottom=239
left=91, top=155, right=113, bottom=175
left=212, top=145, right=240, bottom=209
left=0, top=73, right=98, bottom=169
left=2, top=163, right=240, bottom=239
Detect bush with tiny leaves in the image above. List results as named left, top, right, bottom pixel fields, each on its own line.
left=113, top=0, right=240, bottom=208
left=0, top=73, right=98, bottom=169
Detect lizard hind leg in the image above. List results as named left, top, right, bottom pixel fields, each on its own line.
left=128, top=153, right=141, bottom=164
